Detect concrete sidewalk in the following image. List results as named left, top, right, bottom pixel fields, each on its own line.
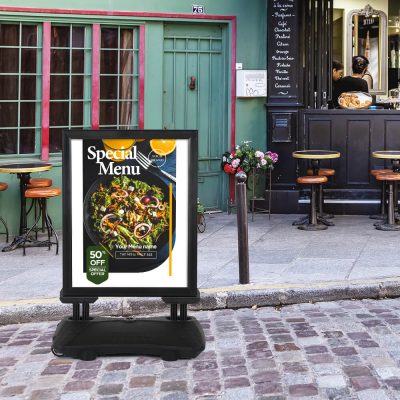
left=1, top=213, right=400, bottom=323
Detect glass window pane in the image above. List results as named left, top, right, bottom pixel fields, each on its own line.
left=71, top=76, right=84, bottom=99
left=0, top=130, right=17, bottom=154
left=120, top=51, right=133, bottom=75
left=22, top=25, right=37, bottom=47
left=100, top=50, right=118, bottom=74
left=100, top=102, right=117, bottom=126
left=51, top=49, right=70, bottom=73
left=101, top=28, right=118, bottom=49
left=50, top=75, right=69, bottom=100
left=119, top=101, right=133, bottom=126
left=20, top=102, right=36, bottom=127
left=20, top=76, right=37, bottom=100
left=21, top=49, right=37, bottom=73
left=51, top=26, right=70, bottom=48
left=72, top=27, right=85, bottom=48
left=72, top=50, right=84, bottom=74
left=0, top=48, right=19, bottom=73
left=49, top=128, right=62, bottom=153
left=120, top=29, right=133, bottom=49
left=0, top=76, right=18, bottom=100
left=100, top=76, right=118, bottom=100
left=71, top=101, right=83, bottom=125
left=0, top=103, right=18, bottom=127
left=50, top=102, right=69, bottom=126
left=119, top=75, right=133, bottom=101
left=19, top=129, right=35, bottom=154
left=0, top=24, right=19, bottom=46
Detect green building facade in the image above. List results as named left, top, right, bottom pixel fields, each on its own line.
left=0, top=0, right=266, bottom=234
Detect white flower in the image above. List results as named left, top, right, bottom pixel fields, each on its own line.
left=261, top=158, right=267, bottom=166
left=255, top=151, right=264, bottom=159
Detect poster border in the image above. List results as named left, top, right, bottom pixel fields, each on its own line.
left=62, top=129, right=198, bottom=298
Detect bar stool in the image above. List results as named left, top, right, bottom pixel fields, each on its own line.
left=370, top=169, right=392, bottom=220
left=296, top=175, right=328, bottom=231
left=0, top=182, right=9, bottom=242
left=307, top=168, right=335, bottom=222
left=22, top=187, right=61, bottom=255
left=375, top=173, right=400, bottom=231
left=26, top=178, right=53, bottom=234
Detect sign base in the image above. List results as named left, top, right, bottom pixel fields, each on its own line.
left=51, top=316, right=205, bottom=361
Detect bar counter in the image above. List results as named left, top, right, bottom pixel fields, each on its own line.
left=268, top=109, right=400, bottom=214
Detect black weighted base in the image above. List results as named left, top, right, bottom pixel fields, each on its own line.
left=292, top=216, right=308, bottom=226
left=51, top=316, right=205, bottom=361
left=298, top=224, right=328, bottom=231
left=370, top=214, right=386, bottom=220
left=375, top=223, right=400, bottom=231
left=317, top=216, right=335, bottom=227
left=320, top=213, right=334, bottom=219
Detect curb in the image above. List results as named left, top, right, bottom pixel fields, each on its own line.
left=1, top=277, right=400, bottom=325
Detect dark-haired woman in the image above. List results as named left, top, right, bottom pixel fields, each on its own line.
left=332, top=56, right=369, bottom=108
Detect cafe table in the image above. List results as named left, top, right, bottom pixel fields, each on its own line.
left=292, top=150, right=341, bottom=226
left=372, top=150, right=400, bottom=172
left=0, top=163, right=52, bottom=251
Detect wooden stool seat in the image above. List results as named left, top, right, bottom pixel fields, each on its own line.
left=27, top=178, right=52, bottom=189
left=0, top=182, right=8, bottom=191
left=376, top=173, right=400, bottom=182
left=371, top=169, right=393, bottom=177
left=297, top=176, right=327, bottom=185
left=25, top=187, right=61, bottom=198
left=307, top=168, right=335, bottom=177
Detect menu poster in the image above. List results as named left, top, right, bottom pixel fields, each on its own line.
left=62, top=130, right=198, bottom=298
left=267, top=0, right=300, bottom=103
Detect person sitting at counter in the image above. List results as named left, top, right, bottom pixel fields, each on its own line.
left=332, top=56, right=369, bottom=108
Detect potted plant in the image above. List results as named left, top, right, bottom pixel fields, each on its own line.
left=197, top=198, right=206, bottom=232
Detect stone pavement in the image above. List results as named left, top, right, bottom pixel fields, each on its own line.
left=3, top=299, right=400, bottom=399
left=2, top=213, right=400, bottom=323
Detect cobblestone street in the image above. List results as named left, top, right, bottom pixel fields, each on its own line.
left=2, top=299, right=400, bottom=399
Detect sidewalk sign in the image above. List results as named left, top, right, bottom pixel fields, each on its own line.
left=52, top=130, right=205, bottom=361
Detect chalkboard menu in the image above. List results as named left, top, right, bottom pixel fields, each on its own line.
left=268, top=0, right=300, bottom=104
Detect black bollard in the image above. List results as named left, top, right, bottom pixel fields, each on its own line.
left=235, top=171, right=249, bottom=284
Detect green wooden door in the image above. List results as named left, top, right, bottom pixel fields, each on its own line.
left=163, top=23, right=228, bottom=210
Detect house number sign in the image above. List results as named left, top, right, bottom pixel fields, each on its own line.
left=192, top=5, right=205, bottom=14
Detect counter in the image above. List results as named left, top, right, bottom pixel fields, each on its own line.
left=268, top=109, right=400, bottom=214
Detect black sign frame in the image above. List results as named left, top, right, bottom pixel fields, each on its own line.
left=62, top=129, right=198, bottom=299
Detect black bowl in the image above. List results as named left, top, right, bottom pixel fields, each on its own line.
left=83, top=170, right=176, bottom=273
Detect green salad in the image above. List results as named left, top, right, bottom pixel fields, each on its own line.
left=90, top=176, right=170, bottom=254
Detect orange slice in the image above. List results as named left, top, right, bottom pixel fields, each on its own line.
left=102, top=139, right=136, bottom=150
left=103, top=143, right=133, bottom=163
left=149, top=139, right=176, bottom=156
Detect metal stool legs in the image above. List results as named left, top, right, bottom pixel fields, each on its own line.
left=376, top=181, right=400, bottom=231
left=22, top=198, right=59, bottom=255
left=0, top=216, right=8, bottom=242
left=298, top=183, right=328, bottom=231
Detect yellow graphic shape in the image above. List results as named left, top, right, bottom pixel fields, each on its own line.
left=103, top=143, right=133, bottom=163
left=150, top=139, right=176, bottom=156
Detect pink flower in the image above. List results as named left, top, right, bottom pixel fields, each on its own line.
left=261, top=158, right=267, bottom=166
left=231, top=158, right=241, bottom=168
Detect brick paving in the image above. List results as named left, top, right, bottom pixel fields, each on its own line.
left=3, top=299, right=400, bottom=398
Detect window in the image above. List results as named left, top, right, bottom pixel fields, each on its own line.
left=0, top=23, right=41, bottom=155
left=49, top=25, right=92, bottom=153
left=0, top=21, right=142, bottom=157
left=100, top=27, right=140, bottom=129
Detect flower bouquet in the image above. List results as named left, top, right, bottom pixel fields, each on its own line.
left=221, top=141, right=278, bottom=175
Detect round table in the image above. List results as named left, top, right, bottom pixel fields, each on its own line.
left=292, top=150, right=340, bottom=227
left=0, top=163, right=52, bottom=251
left=372, top=151, right=400, bottom=172
left=293, top=150, right=341, bottom=175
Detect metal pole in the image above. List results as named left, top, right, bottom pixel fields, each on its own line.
left=235, top=171, right=249, bottom=284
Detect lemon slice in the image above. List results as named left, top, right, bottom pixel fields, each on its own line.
left=102, top=139, right=136, bottom=150
left=149, top=139, right=176, bottom=156
left=103, top=143, right=133, bottom=163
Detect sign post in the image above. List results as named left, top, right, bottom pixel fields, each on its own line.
left=52, top=130, right=204, bottom=361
